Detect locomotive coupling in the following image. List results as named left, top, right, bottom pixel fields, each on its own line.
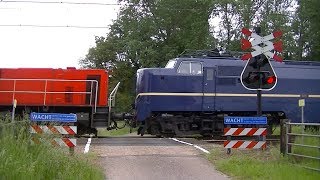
left=112, top=112, right=134, bottom=121
left=106, top=112, right=135, bottom=130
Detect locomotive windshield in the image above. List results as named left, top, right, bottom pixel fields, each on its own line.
left=165, top=60, right=177, bottom=68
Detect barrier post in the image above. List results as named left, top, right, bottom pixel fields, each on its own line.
left=226, top=124, right=231, bottom=154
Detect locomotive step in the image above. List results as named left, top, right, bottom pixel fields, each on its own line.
left=93, top=121, right=108, bottom=127
left=95, top=107, right=109, bottom=113
left=93, top=118, right=107, bottom=122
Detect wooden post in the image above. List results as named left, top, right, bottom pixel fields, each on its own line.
left=280, top=119, right=287, bottom=155
left=226, top=124, right=231, bottom=154
left=287, top=121, right=292, bottom=153
left=280, top=119, right=292, bottom=155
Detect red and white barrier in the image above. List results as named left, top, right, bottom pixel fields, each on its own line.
left=224, top=128, right=267, bottom=136
left=32, top=137, right=77, bottom=147
left=224, top=140, right=267, bottom=149
left=30, top=124, right=77, bottom=150
left=31, top=125, right=77, bottom=135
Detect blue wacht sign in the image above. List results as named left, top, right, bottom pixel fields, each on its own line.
left=224, top=116, right=267, bottom=125
left=30, top=112, right=77, bottom=123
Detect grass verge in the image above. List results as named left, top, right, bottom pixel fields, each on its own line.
left=98, top=121, right=137, bottom=136
left=208, top=144, right=319, bottom=180
left=0, top=118, right=105, bottom=180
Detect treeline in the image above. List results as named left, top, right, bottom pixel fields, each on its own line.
left=80, top=0, right=320, bottom=111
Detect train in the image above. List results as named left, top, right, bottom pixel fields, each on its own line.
left=0, top=67, right=124, bottom=136
left=134, top=51, right=320, bottom=136
left=1, top=51, right=319, bottom=137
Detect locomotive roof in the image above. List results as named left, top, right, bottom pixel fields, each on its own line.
left=175, top=49, right=320, bottom=67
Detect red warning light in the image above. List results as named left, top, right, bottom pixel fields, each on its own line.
left=266, top=76, right=276, bottom=84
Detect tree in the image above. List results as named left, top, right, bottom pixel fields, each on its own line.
left=80, top=0, right=215, bottom=111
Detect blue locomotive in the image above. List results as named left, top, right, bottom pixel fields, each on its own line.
left=134, top=51, right=320, bottom=136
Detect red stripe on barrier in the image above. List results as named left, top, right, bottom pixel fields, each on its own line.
left=62, top=138, right=75, bottom=147
left=32, top=124, right=43, bottom=134
left=63, top=126, right=76, bottom=135
left=247, top=128, right=258, bottom=136
left=247, top=141, right=258, bottom=148
left=233, top=141, right=244, bottom=148
left=51, top=139, right=59, bottom=147
left=262, top=142, right=267, bottom=149
left=261, top=129, right=267, bottom=136
left=233, top=128, right=244, bottom=136
left=224, top=128, right=231, bottom=135
left=48, top=125, right=59, bottom=134
left=223, top=141, right=229, bottom=147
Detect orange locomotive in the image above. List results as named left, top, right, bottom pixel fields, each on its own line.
left=0, top=67, right=120, bottom=135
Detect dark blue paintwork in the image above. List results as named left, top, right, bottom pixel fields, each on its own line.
left=135, top=57, right=320, bottom=123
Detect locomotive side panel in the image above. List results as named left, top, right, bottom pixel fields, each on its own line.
left=0, top=68, right=54, bottom=105
left=0, top=68, right=108, bottom=107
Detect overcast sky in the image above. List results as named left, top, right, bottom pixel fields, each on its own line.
left=0, top=0, right=120, bottom=68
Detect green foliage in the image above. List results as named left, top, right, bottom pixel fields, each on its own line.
left=0, top=118, right=104, bottom=180
left=208, top=146, right=320, bottom=180
left=80, top=0, right=215, bottom=112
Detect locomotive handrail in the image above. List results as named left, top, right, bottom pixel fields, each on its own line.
left=108, top=82, right=121, bottom=127
left=0, top=78, right=99, bottom=112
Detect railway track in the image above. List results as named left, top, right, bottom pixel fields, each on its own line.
left=199, top=135, right=281, bottom=144
left=81, top=134, right=281, bottom=143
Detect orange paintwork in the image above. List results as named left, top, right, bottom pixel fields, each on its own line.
left=0, top=68, right=108, bottom=107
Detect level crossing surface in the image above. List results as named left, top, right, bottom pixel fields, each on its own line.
left=77, top=136, right=229, bottom=180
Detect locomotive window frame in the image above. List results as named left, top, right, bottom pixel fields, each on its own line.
left=165, top=60, right=177, bottom=68
left=216, top=65, right=243, bottom=78
left=177, top=61, right=203, bottom=75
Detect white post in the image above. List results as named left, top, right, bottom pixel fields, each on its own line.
left=298, top=99, right=305, bottom=143
left=11, top=99, right=17, bottom=122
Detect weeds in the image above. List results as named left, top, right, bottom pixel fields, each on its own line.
left=0, top=116, right=104, bottom=180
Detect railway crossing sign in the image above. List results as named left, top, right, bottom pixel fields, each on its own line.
left=240, top=27, right=283, bottom=91
left=241, top=28, right=283, bottom=62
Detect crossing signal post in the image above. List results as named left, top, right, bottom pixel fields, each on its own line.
left=240, top=27, right=283, bottom=116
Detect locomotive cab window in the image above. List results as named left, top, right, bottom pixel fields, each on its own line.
left=165, top=60, right=177, bottom=68
left=177, top=61, right=202, bottom=75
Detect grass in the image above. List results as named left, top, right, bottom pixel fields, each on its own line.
left=208, top=126, right=319, bottom=179
left=98, top=121, right=137, bottom=136
left=289, top=128, right=319, bottom=170
left=208, top=146, right=320, bottom=180
left=0, top=117, right=105, bottom=180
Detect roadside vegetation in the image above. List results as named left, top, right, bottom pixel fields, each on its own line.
left=98, top=121, right=137, bottom=136
left=208, top=128, right=319, bottom=180
left=0, top=116, right=105, bottom=180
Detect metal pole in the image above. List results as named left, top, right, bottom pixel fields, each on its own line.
left=257, top=90, right=262, bottom=116
left=255, top=26, right=264, bottom=142
left=255, top=26, right=262, bottom=117
left=11, top=99, right=16, bottom=122
left=301, top=105, right=304, bottom=144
